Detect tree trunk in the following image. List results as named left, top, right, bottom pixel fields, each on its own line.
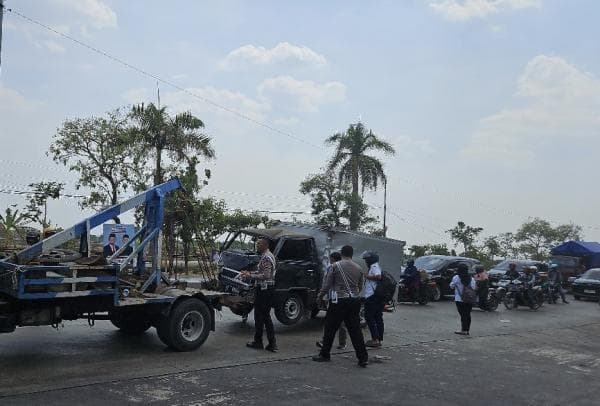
left=350, top=158, right=360, bottom=230
left=154, top=147, right=163, bottom=186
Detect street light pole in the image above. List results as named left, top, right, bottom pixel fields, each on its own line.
left=383, top=177, right=387, bottom=237
left=0, top=0, right=5, bottom=72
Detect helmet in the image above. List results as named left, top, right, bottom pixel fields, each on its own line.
left=527, top=265, right=537, bottom=272
left=550, top=263, right=559, bottom=269
left=361, top=250, right=379, bottom=266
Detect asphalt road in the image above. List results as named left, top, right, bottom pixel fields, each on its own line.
left=1, top=295, right=599, bottom=405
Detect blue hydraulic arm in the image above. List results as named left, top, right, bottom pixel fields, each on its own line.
left=5, top=178, right=182, bottom=268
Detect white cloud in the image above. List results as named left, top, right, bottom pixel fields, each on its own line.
left=0, top=85, right=39, bottom=112
left=392, top=135, right=436, bottom=157
left=258, top=76, right=346, bottom=113
left=428, top=0, right=541, bottom=21
left=39, top=40, right=67, bottom=54
left=55, top=0, right=117, bottom=28
left=462, top=55, right=600, bottom=162
left=219, top=42, right=327, bottom=70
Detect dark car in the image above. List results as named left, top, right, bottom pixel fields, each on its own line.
left=414, top=255, right=481, bottom=301
left=488, top=259, right=548, bottom=287
left=571, top=269, right=600, bottom=301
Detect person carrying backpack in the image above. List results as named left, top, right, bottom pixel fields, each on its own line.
left=361, top=251, right=385, bottom=348
left=449, top=263, right=477, bottom=336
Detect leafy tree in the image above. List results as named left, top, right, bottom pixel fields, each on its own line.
left=326, top=122, right=395, bottom=230
left=515, top=218, right=583, bottom=260
left=407, top=243, right=451, bottom=258
left=496, top=232, right=519, bottom=259
left=483, top=236, right=501, bottom=259
left=300, top=171, right=348, bottom=227
left=49, top=109, right=145, bottom=209
left=553, top=222, right=582, bottom=243
left=128, top=103, right=214, bottom=186
left=446, top=221, right=484, bottom=255
left=515, top=218, right=555, bottom=260
left=25, top=182, right=64, bottom=228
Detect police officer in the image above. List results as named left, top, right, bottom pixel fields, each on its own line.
left=313, top=245, right=368, bottom=367
left=241, top=237, right=278, bottom=352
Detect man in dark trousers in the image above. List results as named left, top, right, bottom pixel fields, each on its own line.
left=241, top=237, right=278, bottom=352
left=313, top=245, right=369, bottom=367
left=103, top=233, right=119, bottom=258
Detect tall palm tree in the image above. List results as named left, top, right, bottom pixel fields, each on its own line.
left=129, top=103, right=215, bottom=186
left=326, top=122, right=395, bottom=230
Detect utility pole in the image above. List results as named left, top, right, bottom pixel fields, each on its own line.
left=383, top=177, right=387, bottom=237
left=0, top=0, right=5, bottom=72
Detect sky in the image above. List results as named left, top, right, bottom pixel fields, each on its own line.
left=1, top=0, right=599, bottom=246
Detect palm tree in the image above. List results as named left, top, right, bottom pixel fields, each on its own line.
left=0, top=206, right=29, bottom=247
left=326, top=122, right=395, bottom=230
left=129, top=103, right=215, bottom=186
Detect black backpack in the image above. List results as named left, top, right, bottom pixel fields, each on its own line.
left=374, top=271, right=397, bottom=302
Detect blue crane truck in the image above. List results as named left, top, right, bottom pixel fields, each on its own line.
left=0, top=179, right=225, bottom=351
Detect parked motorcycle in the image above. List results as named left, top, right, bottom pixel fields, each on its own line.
left=396, top=278, right=431, bottom=305
left=503, top=279, right=544, bottom=310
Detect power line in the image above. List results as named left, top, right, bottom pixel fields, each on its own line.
left=3, top=6, right=321, bottom=149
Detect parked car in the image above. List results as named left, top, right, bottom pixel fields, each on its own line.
left=488, top=259, right=548, bottom=287
left=414, top=255, right=480, bottom=301
left=571, top=268, right=600, bottom=301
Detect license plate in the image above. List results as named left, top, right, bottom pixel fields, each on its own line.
left=584, top=289, right=596, bottom=294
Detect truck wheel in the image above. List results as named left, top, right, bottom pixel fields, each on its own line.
left=275, top=293, right=304, bottom=325
left=157, top=298, right=211, bottom=352
left=109, top=311, right=152, bottom=335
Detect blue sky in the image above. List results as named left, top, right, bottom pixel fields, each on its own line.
left=1, top=0, right=599, bottom=246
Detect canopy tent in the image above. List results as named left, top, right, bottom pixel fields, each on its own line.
left=551, top=241, right=600, bottom=269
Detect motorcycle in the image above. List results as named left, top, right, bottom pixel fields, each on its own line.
left=396, top=277, right=432, bottom=305
left=477, top=287, right=499, bottom=311
left=542, top=282, right=560, bottom=304
left=503, top=279, right=544, bottom=310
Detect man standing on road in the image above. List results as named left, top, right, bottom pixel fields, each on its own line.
left=362, top=251, right=384, bottom=348
left=241, top=238, right=278, bottom=352
left=403, top=259, right=419, bottom=302
left=313, top=245, right=369, bottom=367
left=548, top=263, right=568, bottom=304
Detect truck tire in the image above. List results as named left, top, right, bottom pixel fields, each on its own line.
left=157, top=298, right=211, bottom=352
left=109, top=310, right=152, bottom=335
left=275, top=292, right=304, bottom=325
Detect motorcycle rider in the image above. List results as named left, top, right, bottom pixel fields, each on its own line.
left=403, top=259, right=419, bottom=302
left=548, top=263, right=569, bottom=304
left=506, top=262, right=520, bottom=281
left=520, top=265, right=538, bottom=305
left=474, top=266, right=489, bottom=310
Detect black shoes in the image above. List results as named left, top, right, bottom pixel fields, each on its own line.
left=246, top=341, right=264, bottom=350
left=312, top=354, right=331, bottom=362
left=247, top=341, right=278, bottom=352
left=265, top=344, right=278, bottom=353
left=358, top=359, right=368, bottom=368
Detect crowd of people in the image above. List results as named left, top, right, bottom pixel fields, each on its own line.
left=240, top=240, right=570, bottom=367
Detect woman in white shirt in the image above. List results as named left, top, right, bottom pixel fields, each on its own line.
left=449, top=264, right=477, bottom=336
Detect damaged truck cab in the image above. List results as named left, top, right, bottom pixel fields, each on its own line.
left=219, top=228, right=323, bottom=325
